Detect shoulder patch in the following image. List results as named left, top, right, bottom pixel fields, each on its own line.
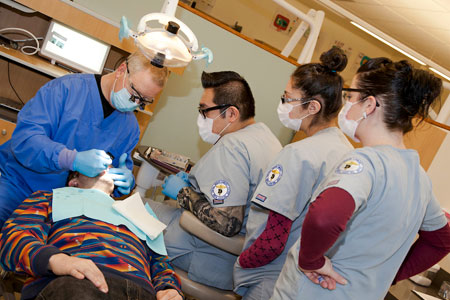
left=265, top=164, right=283, bottom=186
left=336, top=158, right=363, bottom=174
left=210, top=180, right=230, bottom=204
left=255, top=193, right=267, bottom=202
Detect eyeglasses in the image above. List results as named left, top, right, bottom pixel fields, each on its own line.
left=280, top=93, right=315, bottom=104
left=125, top=59, right=154, bottom=107
left=198, top=104, right=236, bottom=119
left=342, top=88, right=380, bottom=107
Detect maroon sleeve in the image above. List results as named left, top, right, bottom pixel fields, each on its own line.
left=298, top=187, right=355, bottom=270
left=239, top=210, right=293, bottom=268
left=394, top=223, right=450, bottom=283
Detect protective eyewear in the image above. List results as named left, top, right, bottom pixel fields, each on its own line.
left=125, top=59, right=154, bottom=106
left=342, top=88, right=380, bottom=107
left=281, top=93, right=315, bottom=104
left=198, top=104, right=236, bottom=119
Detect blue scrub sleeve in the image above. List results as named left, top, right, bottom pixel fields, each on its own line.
left=10, top=81, right=68, bottom=173
left=58, top=148, right=77, bottom=170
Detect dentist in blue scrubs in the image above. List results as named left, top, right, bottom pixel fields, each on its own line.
left=0, top=51, right=168, bottom=226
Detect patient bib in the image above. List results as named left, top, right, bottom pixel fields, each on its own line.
left=52, top=187, right=167, bottom=255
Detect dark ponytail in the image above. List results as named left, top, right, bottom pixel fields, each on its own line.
left=291, top=47, right=348, bottom=126
left=356, top=58, right=442, bottom=133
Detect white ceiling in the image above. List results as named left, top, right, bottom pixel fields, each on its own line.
left=315, top=0, right=450, bottom=74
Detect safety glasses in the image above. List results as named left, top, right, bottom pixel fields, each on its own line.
left=198, top=104, right=237, bottom=119
left=342, top=88, right=380, bottom=107
left=280, top=93, right=316, bottom=104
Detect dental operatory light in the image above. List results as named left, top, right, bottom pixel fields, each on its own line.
left=119, top=0, right=213, bottom=68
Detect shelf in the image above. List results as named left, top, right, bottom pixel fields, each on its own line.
left=0, top=46, right=70, bottom=78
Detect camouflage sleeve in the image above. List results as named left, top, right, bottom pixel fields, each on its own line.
left=177, top=186, right=244, bottom=237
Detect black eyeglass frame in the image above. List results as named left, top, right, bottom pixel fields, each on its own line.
left=342, top=87, right=380, bottom=107
left=125, top=59, right=154, bottom=107
left=280, top=93, right=316, bottom=104
left=198, top=104, right=238, bottom=119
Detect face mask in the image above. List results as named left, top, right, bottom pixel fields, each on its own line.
left=277, top=101, right=311, bottom=131
left=338, top=100, right=367, bottom=142
left=110, top=73, right=139, bottom=112
left=197, top=108, right=231, bottom=144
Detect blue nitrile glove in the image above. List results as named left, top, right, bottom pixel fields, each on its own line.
left=109, top=153, right=134, bottom=195
left=162, top=174, right=190, bottom=200
left=73, top=149, right=112, bottom=177
left=176, top=171, right=190, bottom=183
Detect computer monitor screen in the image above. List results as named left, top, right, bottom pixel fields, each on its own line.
left=40, top=21, right=110, bottom=74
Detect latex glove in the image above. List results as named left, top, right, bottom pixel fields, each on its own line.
left=162, top=174, right=190, bottom=200
left=176, top=171, right=190, bottom=183
left=73, top=149, right=112, bottom=177
left=109, top=153, right=134, bottom=195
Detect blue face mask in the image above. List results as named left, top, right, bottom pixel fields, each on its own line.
left=110, top=73, right=139, bottom=112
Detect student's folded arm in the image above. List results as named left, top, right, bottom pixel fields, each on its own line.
left=0, top=191, right=63, bottom=277
left=177, top=186, right=244, bottom=237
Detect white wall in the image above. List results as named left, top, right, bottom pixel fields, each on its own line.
left=427, top=132, right=450, bottom=271
left=196, top=0, right=408, bottom=83
left=428, top=134, right=450, bottom=213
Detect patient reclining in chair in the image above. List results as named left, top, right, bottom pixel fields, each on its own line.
left=0, top=170, right=182, bottom=300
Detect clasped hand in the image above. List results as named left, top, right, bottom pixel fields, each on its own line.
left=299, top=256, right=347, bottom=290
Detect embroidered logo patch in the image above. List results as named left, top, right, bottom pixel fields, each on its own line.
left=336, top=158, right=363, bottom=174
left=255, top=193, right=267, bottom=202
left=210, top=180, right=230, bottom=205
left=265, top=164, right=283, bottom=186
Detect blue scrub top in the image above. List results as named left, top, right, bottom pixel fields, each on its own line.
left=0, top=73, right=140, bottom=198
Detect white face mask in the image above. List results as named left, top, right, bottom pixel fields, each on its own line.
left=277, top=101, right=311, bottom=131
left=338, top=100, right=367, bottom=142
left=197, top=108, right=231, bottom=144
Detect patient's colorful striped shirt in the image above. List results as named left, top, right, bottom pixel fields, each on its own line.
left=0, top=191, right=182, bottom=299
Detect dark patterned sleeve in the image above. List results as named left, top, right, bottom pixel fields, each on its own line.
left=177, top=186, right=244, bottom=237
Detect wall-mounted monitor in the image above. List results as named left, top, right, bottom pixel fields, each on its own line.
left=40, top=20, right=110, bottom=74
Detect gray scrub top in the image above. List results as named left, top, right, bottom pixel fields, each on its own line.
left=188, top=122, right=282, bottom=234
left=234, top=127, right=353, bottom=295
left=272, top=145, right=447, bottom=300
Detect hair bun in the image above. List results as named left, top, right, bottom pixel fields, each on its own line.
left=398, top=66, right=442, bottom=117
left=319, top=47, right=348, bottom=73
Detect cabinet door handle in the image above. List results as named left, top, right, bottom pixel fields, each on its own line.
left=1, top=129, right=7, bottom=136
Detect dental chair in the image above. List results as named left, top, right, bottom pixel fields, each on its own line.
left=0, top=268, right=27, bottom=300
left=176, top=210, right=244, bottom=300
left=134, top=146, right=244, bottom=299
